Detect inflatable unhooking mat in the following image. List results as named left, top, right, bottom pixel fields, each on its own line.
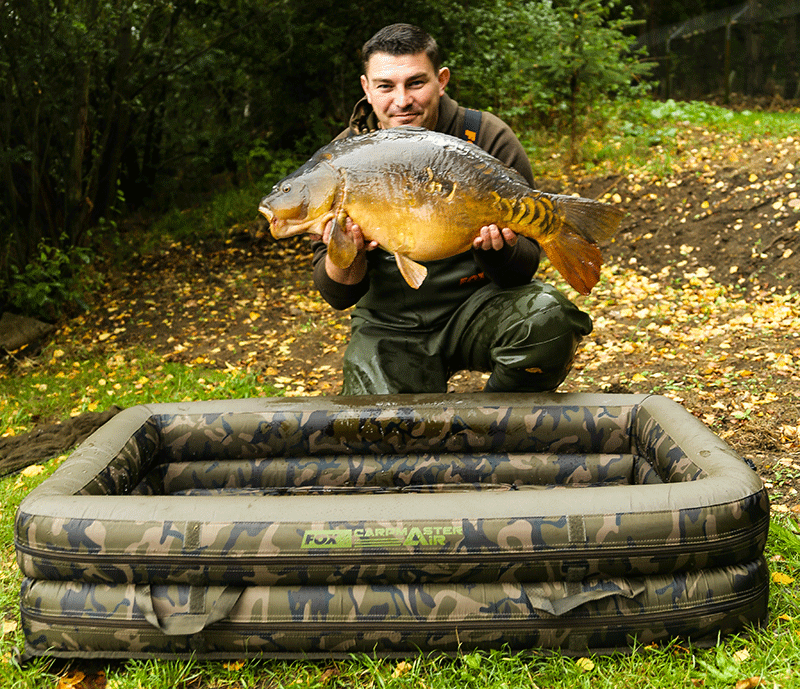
left=15, top=393, right=769, bottom=658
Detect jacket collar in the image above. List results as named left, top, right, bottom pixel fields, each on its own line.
left=347, top=93, right=460, bottom=136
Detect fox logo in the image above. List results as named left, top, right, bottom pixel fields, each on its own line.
left=301, top=529, right=352, bottom=549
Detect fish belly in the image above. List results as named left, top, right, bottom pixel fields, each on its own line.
left=341, top=165, right=517, bottom=262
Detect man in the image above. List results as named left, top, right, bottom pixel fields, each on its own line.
left=312, top=23, right=592, bottom=396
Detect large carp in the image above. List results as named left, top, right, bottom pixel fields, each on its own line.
left=259, top=127, right=624, bottom=294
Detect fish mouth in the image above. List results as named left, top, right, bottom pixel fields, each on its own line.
left=258, top=203, right=297, bottom=239
left=258, top=204, right=332, bottom=239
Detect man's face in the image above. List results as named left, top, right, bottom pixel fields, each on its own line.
left=360, top=51, right=450, bottom=130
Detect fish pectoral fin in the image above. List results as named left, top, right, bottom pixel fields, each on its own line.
left=394, top=252, right=428, bottom=289
left=541, top=232, right=603, bottom=295
left=327, top=214, right=358, bottom=269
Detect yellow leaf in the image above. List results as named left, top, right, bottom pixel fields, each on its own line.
left=21, top=464, right=44, bottom=477
left=734, top=677, right=762, bottom=689
left=249, top=311, right=260, bottom=321
left=732, top=648, right=750, bottom=663
left=1, top=620, right=18, bottom=636
left=778, top=614, right=793, bottom=621
left=56, top=671, right=85, bottom=689
left=223, top=660, right=245, bottom=671
left=392, top=661, right=413, bottom=678
left=576, top=657, right=595, bottom=672
left=772, top=572, right=795, bottom=585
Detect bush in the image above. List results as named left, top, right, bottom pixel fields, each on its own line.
left=5, top=238, right=94, bottom=320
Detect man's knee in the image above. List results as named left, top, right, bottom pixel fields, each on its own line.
left=485, top=325, right=583, bottom=392
left=483, top=283, right=591, bottom=392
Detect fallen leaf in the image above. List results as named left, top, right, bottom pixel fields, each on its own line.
left=392, top=661, right=413, bottom=678
left=734, top=677, right=762, bottom=689
left=319, top=667, right=340, bottom=684
left=771, top=572, right=795, bottom=585
left=732, top=648, right=750, bottom=663
left=576, top=657, right=595, bottom=672
left=57, top=671, right=85, bottom=689
left=21, top=464, right=44, bottom=477
left=223, top=660, right=245, bottom=671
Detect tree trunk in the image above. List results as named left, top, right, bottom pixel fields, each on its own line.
left=66, top=61, right=91, bottom=243
left=745, top=0, right=762, bottom=96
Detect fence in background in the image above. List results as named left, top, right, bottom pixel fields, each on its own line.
left=635, top=1, right=800, bottom=102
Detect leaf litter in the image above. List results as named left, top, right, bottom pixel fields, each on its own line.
left=5, top=123, right=800, bottom=516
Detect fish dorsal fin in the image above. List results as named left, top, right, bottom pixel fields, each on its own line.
left=394, top=252, right=428, bottom=289
left=327, top=214, right=358, bottom=269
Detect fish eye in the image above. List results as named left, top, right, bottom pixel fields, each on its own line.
left=281, top=182, right=292, bottom=193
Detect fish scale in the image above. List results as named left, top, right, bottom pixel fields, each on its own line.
left=259, top=127, right=625, bottom=294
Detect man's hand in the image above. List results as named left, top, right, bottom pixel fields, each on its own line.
left=321, top=216, right=378, bottom=285
left=472, top=224, right=518, bottom=251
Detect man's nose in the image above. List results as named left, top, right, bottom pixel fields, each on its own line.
left=394, top=87, right=413, bottom=107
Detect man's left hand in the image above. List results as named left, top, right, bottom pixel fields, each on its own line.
left=472, top=224, right=518, bottom=251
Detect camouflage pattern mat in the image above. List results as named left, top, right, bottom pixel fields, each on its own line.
left=14, top=393, right=769, bottom=657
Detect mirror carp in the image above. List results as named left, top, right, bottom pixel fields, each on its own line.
left=259, top=127, right=624, bottom=294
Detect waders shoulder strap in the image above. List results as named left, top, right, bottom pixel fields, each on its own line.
left=462, top=108, right=482, bottom=143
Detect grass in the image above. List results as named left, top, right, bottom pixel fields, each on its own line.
left=1, top=97, right=800, bottom=686
left=523, top=97, right=800, bottom=181
left=1, top=348, right=798, bottom=688
left=0, top=344, right=280, bottom=439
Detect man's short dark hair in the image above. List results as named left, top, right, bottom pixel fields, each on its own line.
left=361, top=24, right=441, bottom=73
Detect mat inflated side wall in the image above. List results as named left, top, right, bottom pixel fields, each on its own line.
left=19, top=558, right=769, bottom=659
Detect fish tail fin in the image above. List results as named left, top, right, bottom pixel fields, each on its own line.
left=540, top=232, right=604, bottom=295
left=552, top=195, right=625, bottom=243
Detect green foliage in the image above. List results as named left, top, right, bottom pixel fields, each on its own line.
left=444, top=0, right=652, bottom=149
left=4, top=237, right=95, bottom=319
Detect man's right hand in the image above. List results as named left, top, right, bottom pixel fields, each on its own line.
left=322, top=216, right=377, bottom=285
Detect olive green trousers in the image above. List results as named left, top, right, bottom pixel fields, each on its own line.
left=342, top=280, right=592, bottom=395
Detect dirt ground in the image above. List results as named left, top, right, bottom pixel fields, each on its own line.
left=7, top=123, right=800, bottom=510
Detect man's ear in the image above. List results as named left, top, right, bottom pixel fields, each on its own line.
left=438, top=67, right=450, bottom=94
left=360, top=74, right=371, bottom=103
